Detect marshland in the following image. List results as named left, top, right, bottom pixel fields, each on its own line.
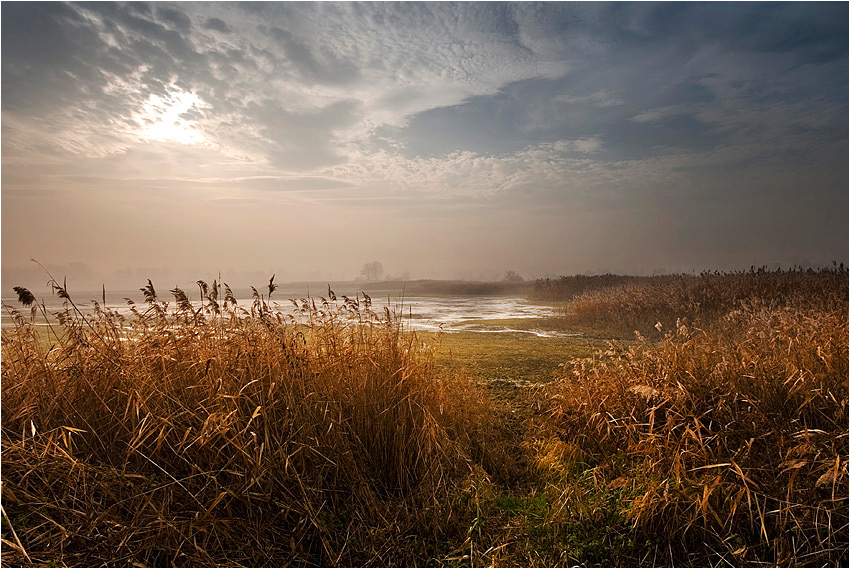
left=1, top=265, right=846, bottom=567
left=4, top=2, right=848, bottom=567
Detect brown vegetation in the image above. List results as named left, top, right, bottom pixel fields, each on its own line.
left=532, top=273, right=641, bottom=302
left=537, top=265, right=847, bottom=338
left=1, top=279, right=495, bottom=566
left=2, top=266, right=847, bottom=566
left=383, top=279, right=533, bottom=296
left=539, top=266, right=848, bottom=565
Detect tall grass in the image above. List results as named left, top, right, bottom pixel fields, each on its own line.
left=4, top=267, right=847, bottom=566
left=559, top=266, right=848, bottom=337
left=1, top=278, right=495, bottom=566
left=539, top=267, right=848, bottom=566
left=531, top=273, right=641, bottom=302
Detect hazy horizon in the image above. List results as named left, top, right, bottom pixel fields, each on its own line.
left=3, top=2, right=848, bottom=290
left=2, top=258, right=846, bottom=297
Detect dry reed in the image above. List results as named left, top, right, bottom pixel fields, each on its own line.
left=1, top=279, right=494, bottom=566
left=540, top=267, right=848, bottom=566
left=559, top=266, right=847, bottom=337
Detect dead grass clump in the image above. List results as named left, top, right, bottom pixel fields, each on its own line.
left=542, top=288, right=848, bottom=565
left=532, top=273, right=640, bottom=302
left=1, top=279, right=495, bottom=566
left=563, top=265, right=847, bottom=338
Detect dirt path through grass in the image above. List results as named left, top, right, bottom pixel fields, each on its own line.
left=425, top=326, right=609, bottom=479
left=414, top=325, right=615, bottom=564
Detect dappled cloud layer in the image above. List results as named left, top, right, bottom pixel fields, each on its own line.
left=2, top=3, right=847, bottom=283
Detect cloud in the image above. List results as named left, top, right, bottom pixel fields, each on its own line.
left=203, top=17, right=231, bottom=34
left=244, top=98, right=361, bottom=170
left=629, top=105, right=692, bottom=124
left=562, top=137, right=603, bottom=154
left=264, top=25, right=361, bottom=86
left=555, top=90, right=624, bottom=107
left=319, top=139, right=643, bottom=203
left=2, top=2, right=846, bottom=279
left=2, top=2, right=583, bottom=175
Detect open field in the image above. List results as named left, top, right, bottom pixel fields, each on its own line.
left=2, top=267, right=847, bottom=567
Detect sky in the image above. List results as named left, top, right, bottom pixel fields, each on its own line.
left=2, top=1, right=848, bottom=289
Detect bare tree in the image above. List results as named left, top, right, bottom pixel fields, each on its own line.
left=360, top=261, right=384, bottom=281
left=503, top=270, right=524, bottom=282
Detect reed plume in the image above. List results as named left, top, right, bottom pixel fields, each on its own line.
left=1, top=275, right=494, bottom=567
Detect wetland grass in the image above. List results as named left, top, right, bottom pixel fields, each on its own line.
left=537, top=266, right=849, bottom=566
left=1, top=279, right=496, bottom=566
left=2, top=266, right=847, bottom=566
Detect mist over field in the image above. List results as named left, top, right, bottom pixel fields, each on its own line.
left=2, top=2, right=847, bottom=289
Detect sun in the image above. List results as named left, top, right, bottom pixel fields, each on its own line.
left=136, top=87, right=208, bottom=145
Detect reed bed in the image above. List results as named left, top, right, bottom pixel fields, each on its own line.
left=539, top=267, right=848, bottom=566
left=3, top=267, right=847, bottom=567
left=532, top=273, right=641, bottom=302
left=560, top=266, right=848, bottom=337
left=402, top=280, right=532, bottom=296
left=1, top=278, right=495, bottom=566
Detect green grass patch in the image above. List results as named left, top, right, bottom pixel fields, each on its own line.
left=422, top=327, right=606, bottom=386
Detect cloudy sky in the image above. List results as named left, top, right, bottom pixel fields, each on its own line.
left=2, top=1, right=847, bottom=288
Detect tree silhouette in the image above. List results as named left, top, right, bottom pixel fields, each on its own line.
left=503, top=270, right=524, bottom=282
left=360, top=261, right=384, bottom=281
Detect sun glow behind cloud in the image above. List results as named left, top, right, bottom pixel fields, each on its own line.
left=136, top=88, right=208, bottom=145
left=1, top=2, right=846, bottom=285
